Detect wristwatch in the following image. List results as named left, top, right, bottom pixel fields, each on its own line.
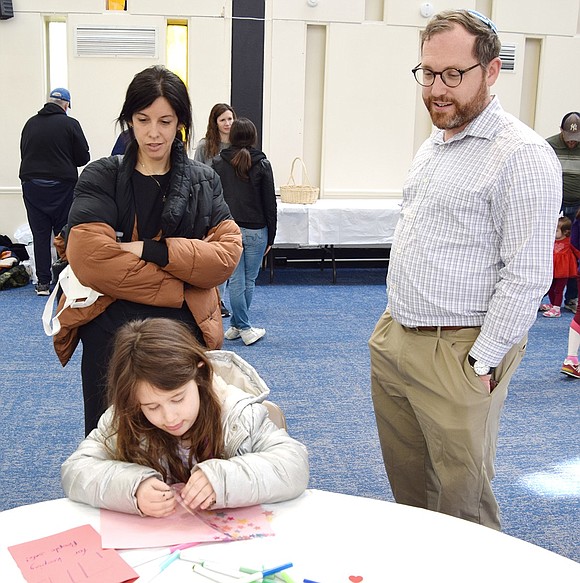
left=468, top=355, right=495, bottom=376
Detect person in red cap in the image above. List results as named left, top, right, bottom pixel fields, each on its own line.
left=19, top=88, right=90, bottom=295
left=547, top=112, right=580, bottom=313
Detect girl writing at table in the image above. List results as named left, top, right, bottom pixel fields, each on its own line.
left=61, top=318, right=309, bottom=517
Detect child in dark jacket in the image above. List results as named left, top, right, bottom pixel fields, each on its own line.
left=212, top=118, right=277, bottom=346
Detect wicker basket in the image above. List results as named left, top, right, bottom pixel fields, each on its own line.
left=279, top=157, right=319, bottom=204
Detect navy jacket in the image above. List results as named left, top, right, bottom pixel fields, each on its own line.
left=19, top=102, right=90, bottom=183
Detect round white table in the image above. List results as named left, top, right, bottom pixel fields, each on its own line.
left=1, top=489, right=578, bottom=582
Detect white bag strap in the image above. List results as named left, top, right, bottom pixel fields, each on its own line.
left=42, top=282, right=71, bottom=336
left=42, top=265, right=103, bottom=337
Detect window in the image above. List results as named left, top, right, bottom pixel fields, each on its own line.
left=47, top=21, right=68, bottom=92
left=107, top=1, right=127, bottom=10
left=167, top=22, right=188, bottom=85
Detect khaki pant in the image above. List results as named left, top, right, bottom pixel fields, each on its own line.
left=369, top=311, right=526, bottom=530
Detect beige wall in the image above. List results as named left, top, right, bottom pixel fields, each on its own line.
left=2, top=0, right=580, bottom=237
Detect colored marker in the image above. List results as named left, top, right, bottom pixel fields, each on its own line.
left=148, top=550, right=181, bottom=581
left=180, top=553, right=261, bottom=574
left=236, top=563, right=294, bottom=583
left=192, top=560, right=250, bottom=578
left=303, top=579, right=322, bottom=583
left=193, top=564, right=239, bottom=583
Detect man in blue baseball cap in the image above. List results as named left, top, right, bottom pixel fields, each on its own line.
left=19, top=88, right=90, bottom=295
left=49, top=87, right=72, bottom=107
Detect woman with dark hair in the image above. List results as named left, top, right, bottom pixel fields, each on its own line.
left=194, top=103, right=238, bottom=319
left=52, top=66, right=242, bottom=435
left=61, top=318, right=309, bottom=516
left=212, top=118, right=277, bottom=345
left=194, top=103, right=236, bottom=165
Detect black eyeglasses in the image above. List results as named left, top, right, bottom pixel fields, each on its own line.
left=411, top=63, right=482, bottom=87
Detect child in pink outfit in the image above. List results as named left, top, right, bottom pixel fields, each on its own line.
left=561, top=210, right=580, bottom=377
left=541, top=216, right=580, bottom=318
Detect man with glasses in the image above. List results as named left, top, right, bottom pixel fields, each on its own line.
left=369, top=10, right=561, bottom=530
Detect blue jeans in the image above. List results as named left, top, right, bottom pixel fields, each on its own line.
left=228, top=226, right=267, bottom=330
left=218, top=281, right=228, bottom=303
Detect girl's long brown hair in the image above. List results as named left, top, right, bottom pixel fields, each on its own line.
left=203, top=103, right=236, bottom=160
left=228, top=117, right=257, bottom=181
left=105, top=318, right=224, bottom=483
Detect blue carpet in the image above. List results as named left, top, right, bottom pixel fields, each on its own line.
left=0, top=266, right=578, bottom=562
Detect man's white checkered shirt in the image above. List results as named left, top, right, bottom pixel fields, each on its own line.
left=387, top=97, right=562, bottom=366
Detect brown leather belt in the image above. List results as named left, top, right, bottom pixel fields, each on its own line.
left=404, top=326, right=479, bottom=331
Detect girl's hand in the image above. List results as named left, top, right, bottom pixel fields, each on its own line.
left=136, top=477, right=175, bottom=517
left=180, top=468, right=216, bottom=511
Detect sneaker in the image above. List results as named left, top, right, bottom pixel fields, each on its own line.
left=240, top=327, right=266, bottom=346
left=564, top=299, right=578, bottom=314
left=561, top=360, right=580, bottom=378
left=220, top=301, right=230, bottom=318
left=543, top=306, right=561, bottom=318
left=224, top=326, right=241, bottom=340
left=35, top=283, right=51, bottom=296
left=539, top=303, right=552, bottom=312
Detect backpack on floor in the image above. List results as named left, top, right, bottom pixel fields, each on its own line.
left=0, top=264, right=30, bottom=290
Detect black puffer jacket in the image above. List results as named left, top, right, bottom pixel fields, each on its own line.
left=69, top=138, right=231, bottom=241
left=53, top=139, right=242, bottom=364
left=212, top=146, right=277, bottom=246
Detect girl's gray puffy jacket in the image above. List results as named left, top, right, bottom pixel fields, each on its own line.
left=61, top=351, right=309, bottom=515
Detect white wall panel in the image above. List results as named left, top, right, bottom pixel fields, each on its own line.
left=190, top=16, right=232, bottom=148
left=492, top=33, right=526, bottom=119
left=0, top=12, right=45, bottom=236
left=493, top=0, right=579, bottom=36
left=1, top=13, right=45, bottom=188
left=322, top=23, right=418, bottom=197
left=132, top=0, right=226, bottom=18
left=271, top=0, right=364, bottom=24
left=265, top=20, right=308, bottom=184
left=384, top=0, right=475, bottom=27
left=535, top=35, right=580, bottom=138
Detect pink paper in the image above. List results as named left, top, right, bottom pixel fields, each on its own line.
left=8, top=524, right=138, bottom=583
left=100, top=504, right=275, bottom=549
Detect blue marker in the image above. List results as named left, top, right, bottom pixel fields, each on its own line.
left=236, top=562, right=294, bottom=583
left=263, top=563, right=294, bottom=578
left=150, top=550, right=181, bottom=580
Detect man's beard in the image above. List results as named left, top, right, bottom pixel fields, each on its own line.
left=424, top=78, right=489, bottom=131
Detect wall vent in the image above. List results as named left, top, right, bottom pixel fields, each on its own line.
left=75, top=26, right=158, bottom=58
left=500, top=43, right=516, bottom=72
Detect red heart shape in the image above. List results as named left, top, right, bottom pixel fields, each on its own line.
left=349, top=577, right=363, bottom=583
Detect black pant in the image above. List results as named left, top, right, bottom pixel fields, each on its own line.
left=22, top=180, right=74, bottom=285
